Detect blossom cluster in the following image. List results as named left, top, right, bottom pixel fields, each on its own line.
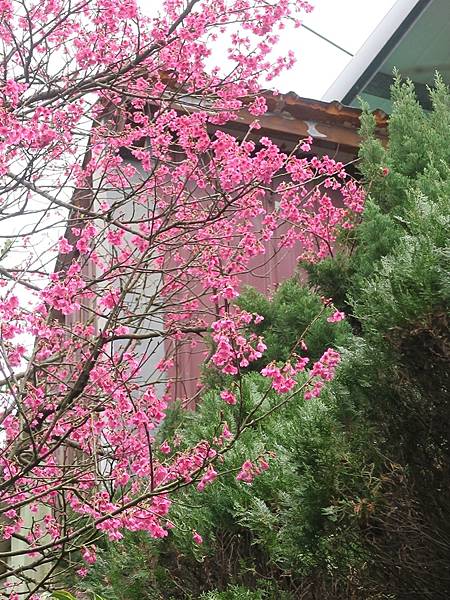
left=211, top=310, right=266, bottom=375
left=261, top=357, right=310, bottom=394
left=0, top=0, right=362, bottom=592
left=304, top=348, right=341, bottom=400
left=236, top=456, right=270, bottom=484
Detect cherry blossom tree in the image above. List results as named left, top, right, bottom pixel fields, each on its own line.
left=0, top=0, right=364, bottom=595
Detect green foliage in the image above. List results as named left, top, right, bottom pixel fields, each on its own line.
left=199, top=585, right=289, bottom=600
left=199, top=588, right=264, bottom=600
left=308, top=75, right=450, bottom=317
left=82, top=532, right=165, bottom=600
left=84, top=367, right=376, bottom=599
left=51, top=593, right=105, bottom=600
left=84, top=76, right=450, bottom=600
left=236, top=279, right=351, bottom=367
left=307, top=75, right=450, bottom=598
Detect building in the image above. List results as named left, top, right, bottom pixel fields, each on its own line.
left=88, top=92, right=388, bottom=402
left=323, top=0, right=450, bottom=112
left=1, top=91, right=387, bottom=593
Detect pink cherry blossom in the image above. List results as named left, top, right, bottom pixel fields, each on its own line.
left=58, top=237, right=73, bottom=254
left=82, top=546, right=97, bottom=565
left=197, top=467, right=218, bottom=492
left=327, top=310, right=345, bottom=323
left=0, top=0, right=361, bottom=591
left=192, top=530, right=203, bottom=545
left=220, top=390, right=237, bottom=405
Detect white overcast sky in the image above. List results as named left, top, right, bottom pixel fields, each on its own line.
left=142, top=0, right=398, bottom=99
